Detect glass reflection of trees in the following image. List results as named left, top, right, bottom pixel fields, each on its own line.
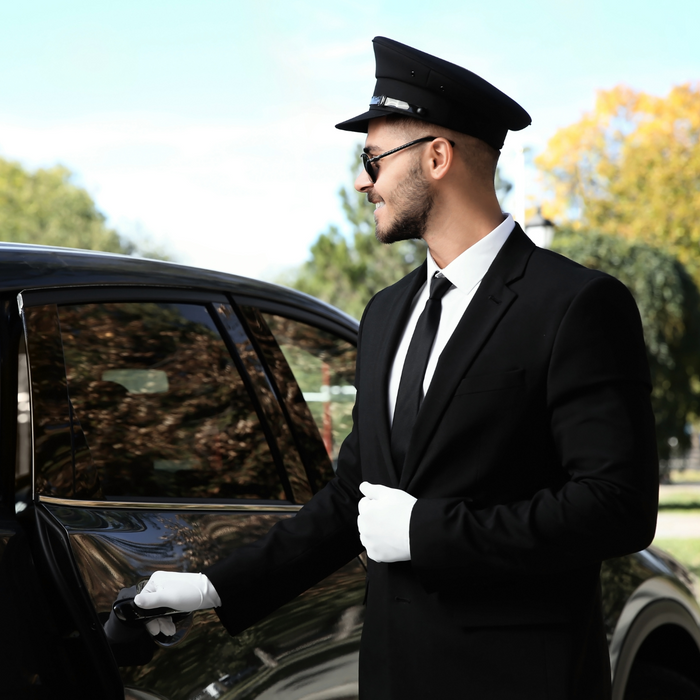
left=26, top=305, right=101, bottom=500
left=216, top=304, right=312, bottom=504
left=263, top=315, right=356, bottom=469
left=53, top=302, right=283, bottom=500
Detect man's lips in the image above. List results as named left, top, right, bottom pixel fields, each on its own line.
left=368, top=192, right=385, bottom=210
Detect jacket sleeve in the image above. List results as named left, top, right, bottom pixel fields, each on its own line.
left=409, top=275, right=659, bottom=587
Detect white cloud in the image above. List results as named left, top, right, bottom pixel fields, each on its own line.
left=0, top=110, right=362, bottom=280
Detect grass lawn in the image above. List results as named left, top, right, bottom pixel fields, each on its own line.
left=653, top=538, right=700, bottom=577
left=668, top=469, right=700, bottom=483
left=651, top=481, right=700, bottom=574
left=658, top=492, right=700, bottom=510
left=659, top=476, right=700, bottom=508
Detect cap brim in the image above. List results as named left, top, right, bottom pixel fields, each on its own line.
left=335, top=107, right=388, bottom=133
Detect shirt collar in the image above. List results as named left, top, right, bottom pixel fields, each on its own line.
left=426, top=214, right=515, bottom=296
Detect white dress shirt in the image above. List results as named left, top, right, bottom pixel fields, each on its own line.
left=388, top=214, right=515, bottom=424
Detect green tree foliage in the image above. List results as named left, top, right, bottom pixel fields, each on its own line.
left=552, top=228, right=700, bottom=463
left=287, top=145, right=513, bottom=320
left=536, top=84, right=700, bottom=283
left=0, top=156, right=169, bottom=258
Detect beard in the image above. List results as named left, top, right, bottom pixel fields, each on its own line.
left=373, top=160, right=434, bottom=245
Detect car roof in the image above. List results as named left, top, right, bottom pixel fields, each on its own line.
left=0, top=242, right=358, bottom=333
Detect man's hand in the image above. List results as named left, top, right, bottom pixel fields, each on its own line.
left=357, top=482, right=417, bottom=563
left=134, top=571, right=222, bottom=636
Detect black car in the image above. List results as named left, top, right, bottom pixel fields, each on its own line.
left=0, top=243, right=699, bottom=700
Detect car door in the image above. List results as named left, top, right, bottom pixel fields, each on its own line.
left=17, top=286, right=365, bottom=700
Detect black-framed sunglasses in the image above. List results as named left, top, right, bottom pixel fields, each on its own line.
left=360, top=136, right=455, bottom=184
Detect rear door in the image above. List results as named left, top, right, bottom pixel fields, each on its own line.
left=18, top=287, right=365, bottom=700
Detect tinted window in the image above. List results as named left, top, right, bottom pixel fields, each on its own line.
left=263, top=315, right=356, bottom=470
left=216, top=304, right=313, bottom=503
left=25, top=301, right=285, bottom=501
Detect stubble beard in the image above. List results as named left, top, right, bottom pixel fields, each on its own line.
left=373, top=161, right=434, bottom=245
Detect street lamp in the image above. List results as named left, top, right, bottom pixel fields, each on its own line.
left=524, top=207, right=555, bottom=249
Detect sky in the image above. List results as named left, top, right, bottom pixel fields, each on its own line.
left=0, top=0, right=698, bottom=280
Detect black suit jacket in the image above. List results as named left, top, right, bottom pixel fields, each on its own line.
left=206, top=225, right=659, bottom=698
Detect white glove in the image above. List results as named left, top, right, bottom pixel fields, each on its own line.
left=357, top=482, right=417, bottom=563
left=145, top=616, right=177, bottom=637
left=134, top=571, right=222, bottom=612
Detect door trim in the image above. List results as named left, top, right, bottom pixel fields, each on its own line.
left=39, top=495, right=303, bottom=512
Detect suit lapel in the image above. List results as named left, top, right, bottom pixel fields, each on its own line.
left=371, top=261, right=428, bottom=486
left=399, top=225, right=535, bottom=489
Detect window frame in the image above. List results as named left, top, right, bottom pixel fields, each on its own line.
left=233, top=296, right=357, bottom=346
left=18, top=286, right=310, bottom=508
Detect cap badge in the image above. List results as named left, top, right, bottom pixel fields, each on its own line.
left=370, top=95, right=427, bottom=116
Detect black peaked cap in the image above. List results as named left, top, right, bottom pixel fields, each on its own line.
left=336, top=37, right=531, bottom=150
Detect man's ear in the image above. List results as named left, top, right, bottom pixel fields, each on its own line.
left=425, top=137, right=454, bottom=181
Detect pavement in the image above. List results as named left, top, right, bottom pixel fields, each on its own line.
left=655, top=512, right=700, bottom=539
left=654, top=483, right=700, bottom=539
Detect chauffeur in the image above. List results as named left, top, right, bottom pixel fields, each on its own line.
left=136, top=37, right=659, bottom=699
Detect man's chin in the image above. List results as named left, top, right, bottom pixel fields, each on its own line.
left=375, top=228, right=399, bottom=245
left=375, top=225, right=422, bottom=245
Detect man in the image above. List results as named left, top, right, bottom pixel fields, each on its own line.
left=136, top=37, right=658, bottom=699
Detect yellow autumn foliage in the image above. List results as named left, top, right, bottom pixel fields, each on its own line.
left=536, top=83, right=700, bottom=280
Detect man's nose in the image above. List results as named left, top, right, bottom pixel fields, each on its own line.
left=354, top=168, right=373, bottom=192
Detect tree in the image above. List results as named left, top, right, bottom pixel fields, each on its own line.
left=0, top=157, right=169, bottom=259
left=536, top=83, right=700, bottom=282
left=287, top=145, right=513, bottom=319
left=551, top=228, right=700, bottom=466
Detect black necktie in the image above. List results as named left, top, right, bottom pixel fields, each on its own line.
left=391, top=273, right=454, bottom=471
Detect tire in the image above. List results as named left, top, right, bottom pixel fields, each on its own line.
left=625, top=665, right=700, bottom=700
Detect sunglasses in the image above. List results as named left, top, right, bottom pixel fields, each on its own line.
left=360, top=136, right=455, bottom=184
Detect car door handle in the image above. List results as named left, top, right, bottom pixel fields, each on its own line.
left=112, top=597, right=190, bottom=627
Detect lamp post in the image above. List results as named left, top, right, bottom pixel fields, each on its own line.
left=524, top=207, right=555, bottom=249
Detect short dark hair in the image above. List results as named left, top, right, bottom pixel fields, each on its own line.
left=383, top=113, right=500, bottom=182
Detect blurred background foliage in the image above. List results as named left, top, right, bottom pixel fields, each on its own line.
left=537, top=83, right=700, bottom=284
left=0, top=156, right=170, bottom=259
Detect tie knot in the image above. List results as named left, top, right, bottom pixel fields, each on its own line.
left=429, top=273, right=453, bottom=300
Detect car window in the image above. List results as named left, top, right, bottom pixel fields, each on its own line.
left=215, top=303, right=313, bottom=503
left=262, top=314, right=356, bottom=471
left=23, top=301, right=287, bottom=502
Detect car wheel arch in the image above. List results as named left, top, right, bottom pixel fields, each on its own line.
left=611, top=596, right=700, bottom=700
